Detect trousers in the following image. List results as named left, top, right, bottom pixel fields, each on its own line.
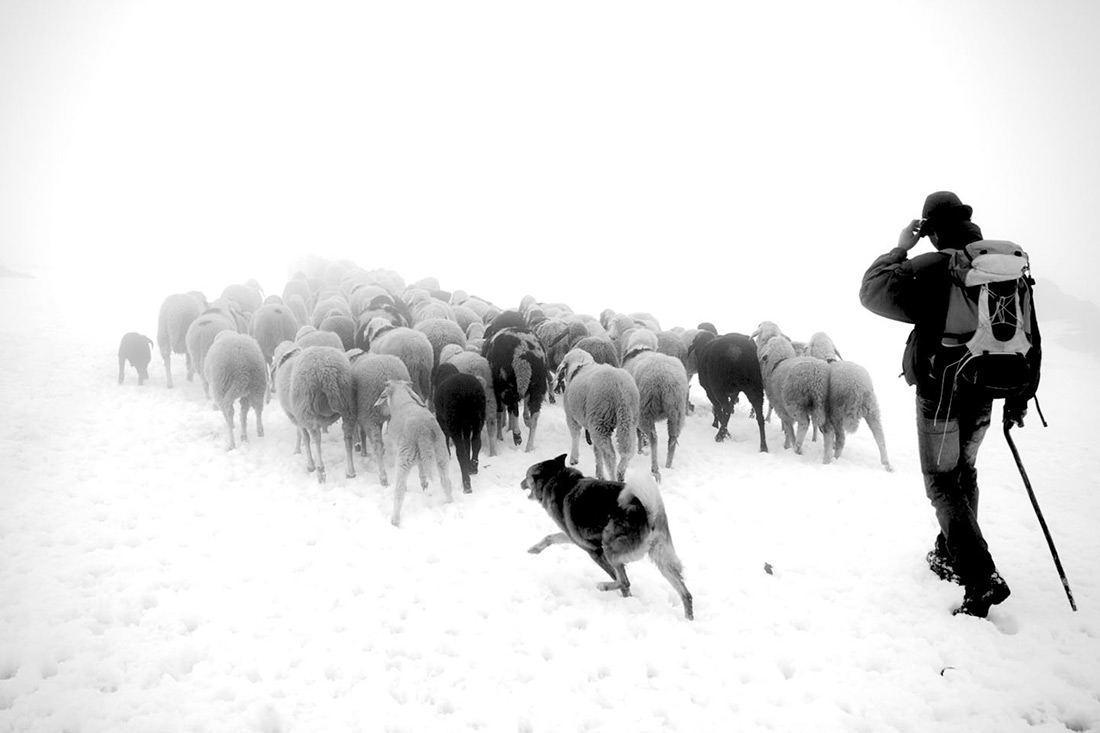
left=915, top=387, right=995, bottom=587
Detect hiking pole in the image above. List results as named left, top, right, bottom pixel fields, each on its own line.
left=1003, top=423, right=1077, bottom=611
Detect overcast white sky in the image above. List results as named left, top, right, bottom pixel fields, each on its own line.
left=2, top=0, right=1098, bottom=330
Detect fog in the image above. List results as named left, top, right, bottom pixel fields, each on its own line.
left=2, top=0, right=1099, bottom=335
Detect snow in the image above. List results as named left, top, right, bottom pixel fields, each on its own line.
left=1, top=268, right=1098, bottom=733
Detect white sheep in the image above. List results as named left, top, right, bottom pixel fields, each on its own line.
left=185, top=309, right=238, bottom=397
left=295, top=326, right=345, bottom=351
left=250, top=302, right=300, bottom=364
left=414, top=317, right=467, bottom=372
left=203, top=331, right=267, bottom=451
left=557, top=348, right=640, bottom=481
left=751, top=320, right=785, bottom=349
left=758, top=336, right=830, bottom=458
left=373, top=380, right=455, bottom=526
left=350, top=352, right=411, bottom=486
left=621, top=345, right=689, bottom=482
left=367, top=320, right=434, bottom=402
left=272, top=343, right=358, bottom=483
left=310, top=295, right=352, bottom=328
left=824, top=360, right=891, bottom=471
left=807, top=331, right=843, bottom=362
left=157, top=292, right=205, bottom=388
left=221, top=282, right=263, bottom=316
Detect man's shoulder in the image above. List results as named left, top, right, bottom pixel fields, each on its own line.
left=905, top=250, right=953, bottom=277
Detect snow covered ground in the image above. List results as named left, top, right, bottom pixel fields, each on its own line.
left=1, top=267, right=1098, bottom=733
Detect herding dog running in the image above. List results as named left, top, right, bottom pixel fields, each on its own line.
left=521, top=454, right=694, bottom=620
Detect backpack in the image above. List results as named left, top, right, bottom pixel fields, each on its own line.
left=941, top=240, right=1036, bottom=399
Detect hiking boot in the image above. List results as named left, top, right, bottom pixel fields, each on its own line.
left=953, top=572, right=1011, bottom=618
left=926, top=538, right=962, bottom=585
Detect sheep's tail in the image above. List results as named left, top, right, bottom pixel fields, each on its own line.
left=615, top=397, right=638, bottom=458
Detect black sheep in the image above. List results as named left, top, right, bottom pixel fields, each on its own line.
left=118, top=332, right=155, bottom=385
left=432, top=363, right=486, bottom=493
left=481, top=326, right=548, bottom=451
left=692, top=331, right=768, bottom=451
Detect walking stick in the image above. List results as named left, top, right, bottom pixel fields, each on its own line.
left=1003, top=423, right=1077, bottom=611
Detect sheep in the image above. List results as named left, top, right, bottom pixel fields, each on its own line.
left=807, top=331, right=843, bottom=362
left=451, top=304, right=481, bottom=334
left=444, top=350, right=500, bottom=457
left=572, top=335, right=621, bottom=368
left=250, top=303, right=300, bottom=364
left=272, top=344, right=358, bottom=483
left=757, top=336, right=830, bottom=457
left=432, top=362, right=486, bottom=494
left=310, top=295, right=352, bottom=328
left=186, top=309, right=238, bottom=397
left=824, top=360, right=891, bottom=471
left=349, top=352, right=411, bottom=487
left=465, top=321, right=486, bottom=341
left=482, top=310, right=527, bottom=344
left=206, top=297, right=250, bottom=333
left=203, top=331, right=267, bottom=451
left=482, top=326, right=548, bottom=452
left=374, top=380, right=454, bottom=526
left=367, top=321, right=434, bottom=401
left=348, top=284, right=391, bottom=320
left=157, top=292, right=205, bottom=388
left=751, top=320, right=785, bottom=349
left=556, top=348, right=640, bottom=481
left=621, top=345, right=689, bottom=482
left=118, top=332, right=155, bottom=386
left=320, top=314, right=357, bottom=351
left=414, top=317, right=467, bottom=372
left=282, top=278, right=314, bottom=310
left=221, top=282, right=263, bottom=316
left=692, top=331, right=768, bottom=452
left=294, top=325, right=345, bottom=351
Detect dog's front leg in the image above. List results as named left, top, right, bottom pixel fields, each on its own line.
left=528, top=533, right=570, bottom=554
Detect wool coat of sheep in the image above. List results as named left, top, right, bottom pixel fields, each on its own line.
left=350, top=352, right=411, bottom=486
left=157, top=292, right=205, bottom=388
left=558, top=349, right=640, bottom=482
left=204, top=331, right=268, bottom=451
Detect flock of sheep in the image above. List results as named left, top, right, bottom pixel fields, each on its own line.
left=116, top=260, right=891, bottom=526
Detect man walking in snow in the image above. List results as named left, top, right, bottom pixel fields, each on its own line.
left=859, top=191, right=1041, bottom=618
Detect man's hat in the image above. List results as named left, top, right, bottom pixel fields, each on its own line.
left=919, top=191, right=973, bottom=236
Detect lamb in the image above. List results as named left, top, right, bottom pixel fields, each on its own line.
left=186, top=309, right=238, bottom=397
left=432, top=362, right=486, bottom=493
left=374, top=380, right=455, bottom=526
left=824, top=360, right=891, bottom=471
left=203, top=331, right=267, bottom=451
left=556, top=348, right=640, bottom=481
left=444, top=350, right=500, bottom=457
left=271, top=343, right=358, bottom=483
left=692, top=331, right=768, bottom=452
left=157, top=292, right=205, bottom=388
left=118, top=332, right=155, bottom=385
left=349, top=352, right=411, bottom=487
left=482, top=326, right=549, bottom=452
left=757, top=336, right=830, bottom=458
left=621, top=345, right=688, bottom=482
left=807, top=331, right=843, bottom=362
left=250, top=303, right=300, bottom=364
left=367, top=320, right=434, bottom=401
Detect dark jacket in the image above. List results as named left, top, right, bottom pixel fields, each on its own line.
left=859, top=241, right=1041, bottom=410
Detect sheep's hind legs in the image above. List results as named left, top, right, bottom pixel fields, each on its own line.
left=221, top=404, right=237, bottom=451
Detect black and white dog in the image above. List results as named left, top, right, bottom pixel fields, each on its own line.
left=521, top=454, right=693, bottom=620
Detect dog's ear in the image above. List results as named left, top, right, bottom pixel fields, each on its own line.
left=552, top=453, right=567, bottom=468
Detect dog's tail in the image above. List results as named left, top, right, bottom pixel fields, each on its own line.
left=620, top=469, right=694, bottom=620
